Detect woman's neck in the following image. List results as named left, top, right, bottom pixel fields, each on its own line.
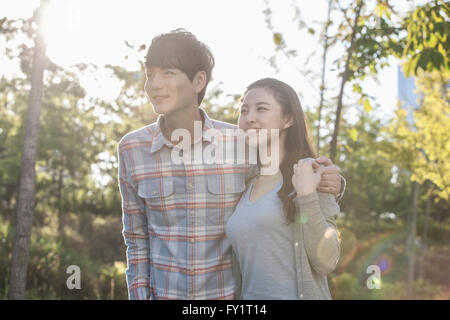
left=258, top=132, right=286, bottom=177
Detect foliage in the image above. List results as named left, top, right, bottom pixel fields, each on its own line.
left=384, top=68, right=450, bottom=200
left=1, top=1, right=449, bottom=299
left=401, top=0, right=449, bottom=76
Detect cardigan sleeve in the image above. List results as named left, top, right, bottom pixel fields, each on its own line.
left=293, top=191, right=341, bottom=276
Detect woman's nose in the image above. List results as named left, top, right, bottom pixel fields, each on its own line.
left=246, top=109, right=257, bottom=124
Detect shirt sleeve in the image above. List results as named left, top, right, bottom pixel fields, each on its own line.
left=118, top=145, right=152, bottom=300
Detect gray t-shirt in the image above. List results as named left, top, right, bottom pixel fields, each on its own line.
left=225, top=179, right=299, bottom=300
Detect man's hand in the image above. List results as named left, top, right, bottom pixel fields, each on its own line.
left=314, top=156, right=341, bottom=198
left=292, top=158, right=325, bottom=197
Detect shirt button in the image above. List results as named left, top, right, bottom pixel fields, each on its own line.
left=190, top=210, right=195, bottom=215
left=295, top=242, right=299, bottom=247
left=190, top=295, right=194, bottom=299
left=153, top=190, right=157, bottom=195
left=300, top=294, right=304, bottom=298
left=190, top=238, right=195, bottom=243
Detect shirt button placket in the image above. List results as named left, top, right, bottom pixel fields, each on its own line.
left=189, top=237, right=195, bottom=300
left=187, top=177, right=195, bottom=301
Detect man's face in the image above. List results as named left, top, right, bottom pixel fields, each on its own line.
left=145, top=66, right=198, bottom=115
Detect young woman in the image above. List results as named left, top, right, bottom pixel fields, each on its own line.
left=226, top=78, right=341, bottom=300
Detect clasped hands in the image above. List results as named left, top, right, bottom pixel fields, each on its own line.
left=292, top=156, right=341, bottom=198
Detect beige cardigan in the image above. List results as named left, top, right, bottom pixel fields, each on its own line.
left=232, top=178, right=341, bottom=300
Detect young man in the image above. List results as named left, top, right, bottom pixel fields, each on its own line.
left=118, top=29, right=345, bottom=300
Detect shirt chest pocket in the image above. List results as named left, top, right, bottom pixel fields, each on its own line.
left=205, top=174, right=246, bottom=225
left=137, top=178, right=178, bottom=227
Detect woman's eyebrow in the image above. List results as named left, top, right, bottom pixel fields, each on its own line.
left=241, top=102, right=270, bottom=108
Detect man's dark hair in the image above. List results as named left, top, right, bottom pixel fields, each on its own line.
left=145, top=28, right=215, bottom=105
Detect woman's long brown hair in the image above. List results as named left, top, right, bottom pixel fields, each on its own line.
left=242, top=78, right=318, bottom=223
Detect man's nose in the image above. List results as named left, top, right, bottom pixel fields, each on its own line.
left=148, top=70, right=164, bottom=91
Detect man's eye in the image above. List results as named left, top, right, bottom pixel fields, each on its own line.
left=165, top=70, right=175, bottom=75
left=240, top=109, right=247, bottom=114
left=257, top=107, right=267, bottom=111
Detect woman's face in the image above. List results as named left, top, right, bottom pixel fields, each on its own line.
left=238, top=87, right=292, bottom=148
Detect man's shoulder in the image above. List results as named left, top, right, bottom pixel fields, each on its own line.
left=118, top=122, right=157, bottom=152
left=209, top=118, right=238, bottom=130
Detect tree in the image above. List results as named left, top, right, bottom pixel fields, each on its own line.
left=9, top=0, right=48, bottom=300
left=317, top=0, right=334, bottom=152
left=400, top=0, right=449, bottom=77
left=383, top=66, right=449, bottom=298
left=329, top=0, right=364, bottom=162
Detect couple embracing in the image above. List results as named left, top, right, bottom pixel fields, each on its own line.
left=118, top=29, right=345, bottom=300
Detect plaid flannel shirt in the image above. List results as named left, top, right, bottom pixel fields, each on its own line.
left=118, top=108, right=250, bottom=300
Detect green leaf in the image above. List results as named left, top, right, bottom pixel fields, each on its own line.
left=429, top=51, right=444, bottom=70
left=273, top=32, right=283, bottom=47
left=363, top=98, right=373, bottom=112
left=343, top=144, right=354, bottom=153
left=349, top=128, right=359, bottom=142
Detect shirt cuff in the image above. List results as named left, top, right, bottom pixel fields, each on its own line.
left=336, top=175, right=346, bottom=203
left=130, top=284, right=152, bottom=300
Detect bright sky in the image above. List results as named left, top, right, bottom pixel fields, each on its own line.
left=1, top=0, right=403, bottom=123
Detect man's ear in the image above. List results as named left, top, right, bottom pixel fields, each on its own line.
left=193, top=71, right=207, bottom=94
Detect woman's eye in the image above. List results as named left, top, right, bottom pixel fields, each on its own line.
left=257, top=107, right=267, bottom=111
left=165, top=70, right=175, bottom=75
left=240, top=109, right=247, bottom=114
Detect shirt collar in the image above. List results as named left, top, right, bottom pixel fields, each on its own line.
left=150, top=107, right=215, bottom=153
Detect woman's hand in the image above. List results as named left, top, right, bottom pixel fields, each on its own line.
left=292, top=158, right=325, bottom=197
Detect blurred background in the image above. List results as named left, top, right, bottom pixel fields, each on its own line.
left=0, top=0, right=449, bottom=299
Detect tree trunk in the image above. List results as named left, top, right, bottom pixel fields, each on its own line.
left=8, top=1, right=47, bottom=300
left=329, top=0, right=363, bottom=162
left=419, top=184, right=433, bottom=280
left=316, top=0, right=333, bottom=152
left=57, top=165, right=65, bottom=243
left=407, top=181, right=420, bottom=299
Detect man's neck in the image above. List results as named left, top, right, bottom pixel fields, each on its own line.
left=161, top=106, right=203, bottom=145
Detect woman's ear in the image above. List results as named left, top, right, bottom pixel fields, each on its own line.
left=193, top=71, right=207, bottom=94
left=283, top=115, right=294, bottom=129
